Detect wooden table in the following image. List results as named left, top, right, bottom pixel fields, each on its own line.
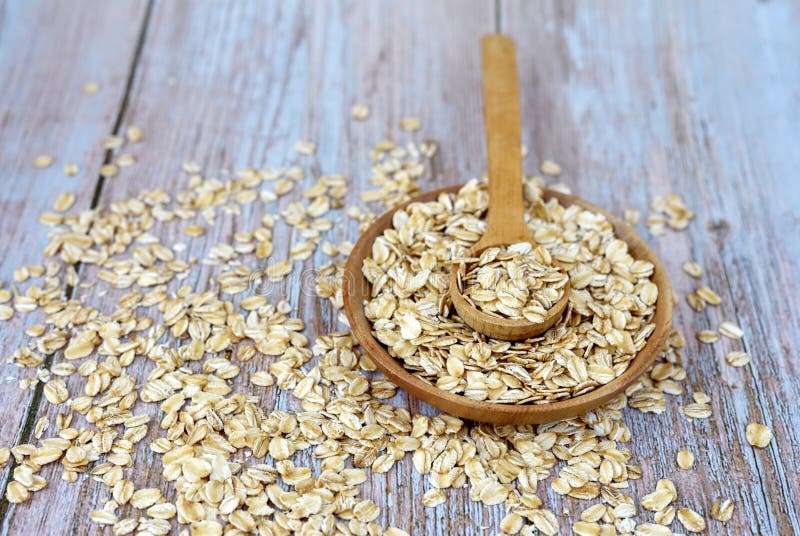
left=0, top=1, right=798, bottom=534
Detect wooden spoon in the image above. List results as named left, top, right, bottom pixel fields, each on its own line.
left=449, top=34, right=569, bottom=341
left=342, top=35, right=674, bottom=425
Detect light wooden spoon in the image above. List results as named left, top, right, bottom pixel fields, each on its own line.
left=342, top=33, right=674, bottom=424
left=449, top=34, right=569, bottom=341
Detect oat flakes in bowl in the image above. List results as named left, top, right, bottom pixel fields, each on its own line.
left=360, top=178, right=661, bottom=406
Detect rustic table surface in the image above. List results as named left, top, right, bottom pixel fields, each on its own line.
left=0, top=1, right=798, bottom=534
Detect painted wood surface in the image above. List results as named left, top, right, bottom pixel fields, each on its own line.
left=0, top=0, right=798, bottom=534
left=0, top=0, right=150, bottom=518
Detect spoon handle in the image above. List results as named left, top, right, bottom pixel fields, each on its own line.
left=480, top=34, right=527, bottom=246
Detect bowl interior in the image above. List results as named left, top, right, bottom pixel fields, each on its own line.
left=343, top=185, right=673, bottom=425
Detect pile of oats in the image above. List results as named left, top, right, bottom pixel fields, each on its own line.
left=0, top=113, right=759, bottom=535
left=456, top=242, right=568, bottom=322
left=362, top=178, right=659, bottom=404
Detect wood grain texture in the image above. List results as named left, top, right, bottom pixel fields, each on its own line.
left=504, top=0, right=800, bottom=534
left=0, top=0, right=149, bottom=513
left=0, top=0, right=797, bottom=534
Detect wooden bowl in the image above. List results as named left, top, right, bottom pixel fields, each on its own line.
left=343, top=185, right=673, bottom=424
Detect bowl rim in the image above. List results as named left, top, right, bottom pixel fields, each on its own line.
left=343, top=184, right=673, bottom=424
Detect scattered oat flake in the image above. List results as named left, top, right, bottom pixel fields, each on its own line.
left=712, top=498, right=734, bottom=522
left=13, top=267, right=29, bottom=282
left=696, top=330, right=719, bottom=343
left=53, top=192, right=75, bottom=212
left=103, top=135, right=125, bottom=149
left=116, top=153, right=136, bottom=167
left=479, top=480, right=508, bottom=505
left=572, top=521, right=601, bottom=536
left=351, top=104, right=370, bottom=120
left=696, top=285, right=722, bottom=305
left=531, top=509, right=559, bottom=535
left=184, top=225, right=205, bottom=237
left=677, top=507, right=706, bottom=533
left=64, top=336, right=94, bottom=360
left=89, top=509, right=117, bottom=525
left=579, top=504, right=606, bottom=523
left=682, top=260, right=702, bottom=278
left=182, top=160, right=201, bottom=173
left=693, top=391, right=711, bottom=404
left=745, top=422, right=773, bottom=448
left=250, top=371, right=274, bottom=387
left=540, top=159, right=561, bottom=176
left=634, top=524, right=671, bottom=535
left=399, top=117, right=421, bottom=131
left=43, top=379, right=69, bottom=404
left=63, top=163, right=79, bottom=176
left=641, top=479, right=677, bottom=512
left=681, top=402, right=712, bottom=419
left=131, top=488, right=162, bottom=509
left=126, top=125, right=143, bottom=142
left=686, top=291, right=705, bottom=312
left=33, top=154, right=54, bottom=168
left=6, top=481, right=29, bottom=503
left=82, top=81, right=100, bottom=94
left=624, top=208, right=640, bottom=225
left=718, top=320, right=744, bottom=339
left=422, top=488, right=445, bottom=508
left=99, top=164, right=119, bottom=177
left=646, top=217, right=667, bottom=236
left=294, top=140, right=316, bottom=154
left=676, top=449, right=695, bottom=469
left=726, top=351, right=750, bottom=367
left=500, top=512, right=524, bottom=534
left=266, top=260, right=292, bottom=280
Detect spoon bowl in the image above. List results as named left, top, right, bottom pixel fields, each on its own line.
left=449, top=245, right=571, bottom=341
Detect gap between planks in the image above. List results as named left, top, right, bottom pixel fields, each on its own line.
left=0, top=0, right=156, bottom=526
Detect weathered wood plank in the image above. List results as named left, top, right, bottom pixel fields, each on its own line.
left=3, top=0, right=799, bottom=534
left=504, top=0, right=800, bottom=534
left=0, top=0, right=149, bottom=511
left=1, top=1, right=497, bottom=534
